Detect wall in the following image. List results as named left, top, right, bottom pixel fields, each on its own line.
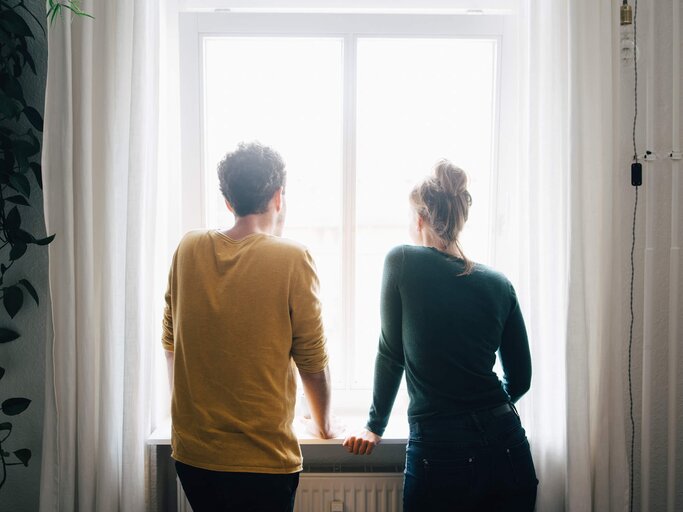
left=0, top=0, right=49, bottom=510
left=619, top=1, right=683, bottom=510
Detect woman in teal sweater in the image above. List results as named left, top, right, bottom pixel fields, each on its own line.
left=344, top=160, right=537, bottom=511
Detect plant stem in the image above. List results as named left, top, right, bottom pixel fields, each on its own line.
left=0, top=440, right=7, bottom=489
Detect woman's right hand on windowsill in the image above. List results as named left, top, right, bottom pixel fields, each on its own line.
left=343, top=428, right=382, bottom=455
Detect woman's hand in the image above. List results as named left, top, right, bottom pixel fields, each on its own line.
left=343, top=428, right=382, bottom=455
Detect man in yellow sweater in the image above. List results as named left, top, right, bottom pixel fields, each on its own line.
left=162, top=142, right=336, bottom=511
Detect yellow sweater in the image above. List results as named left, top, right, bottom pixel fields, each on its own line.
left=162, top=230, right=328, bottom=473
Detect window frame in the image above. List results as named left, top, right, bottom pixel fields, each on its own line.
left=178, top=11, right=518, bottom=409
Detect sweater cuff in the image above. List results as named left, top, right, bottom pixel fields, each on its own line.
left=365, top=420, right=386, bottom=437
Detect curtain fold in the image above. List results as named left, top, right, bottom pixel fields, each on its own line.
left=512, top=1, right=630, bottom=510
left=39, top=1, right=159, bottom=510
left=38, top=1, right=678, bottom=510
left=564, top=2, right=630, bottom=510
left=507, top=1, right=570, bottom=510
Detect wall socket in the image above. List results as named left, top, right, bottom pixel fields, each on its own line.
left=330, top=501, right=344, bottom=512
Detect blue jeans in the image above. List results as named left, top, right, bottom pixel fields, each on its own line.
left=404, top=404, right=538, bottom=512
left=175, top=461, right=300, bottom=512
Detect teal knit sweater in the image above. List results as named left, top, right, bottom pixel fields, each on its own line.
left=366, top=245, right=532, bottom=436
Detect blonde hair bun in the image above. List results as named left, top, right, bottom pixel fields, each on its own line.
left=434, top=159, right=469, bottom=197
left=409, top=158, right=474, bottom=274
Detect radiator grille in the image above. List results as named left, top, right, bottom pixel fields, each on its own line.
left=177, top=473, right=404, bottom=512
left=294, top=473, right=403, bottom=512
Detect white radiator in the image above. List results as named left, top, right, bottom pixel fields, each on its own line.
left=177, top=473, right=404, bottom=512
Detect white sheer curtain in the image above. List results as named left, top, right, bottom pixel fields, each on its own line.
left=564, top=2, right=630, bottom=511
left=36, top=1, right=652, bottom=510
left=503, top=1, right=629, bottom=510
left=495, top=2, right=570, bottom=510
left=39, top=1, right=160, bottom=510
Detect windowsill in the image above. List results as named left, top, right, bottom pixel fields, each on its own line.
left=147, top=414, right=409, bottom=446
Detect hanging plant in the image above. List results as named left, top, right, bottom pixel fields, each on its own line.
left=0, top=0, right=91, bottom=490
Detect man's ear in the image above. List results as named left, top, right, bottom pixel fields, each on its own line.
left=273, top=187, right=283, bottom=212
left=224, top=198, right=235, bottom=214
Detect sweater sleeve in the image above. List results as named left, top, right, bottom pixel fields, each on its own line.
left=498, top=284, right=532, bottom=402
left=290, top=249, right=329, bottom=374
left=366, top=246, right=405, bottom=436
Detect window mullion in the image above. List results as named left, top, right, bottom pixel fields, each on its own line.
left=342, top=34, right=358, bottom=391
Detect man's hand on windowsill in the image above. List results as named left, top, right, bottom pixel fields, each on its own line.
left=298, top=414, right=346, bottom=440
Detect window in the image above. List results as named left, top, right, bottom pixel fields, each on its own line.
left=179, top=12, right=515, bottom=410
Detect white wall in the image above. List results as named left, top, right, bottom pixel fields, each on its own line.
left=619, top=1, right=683, bottom=510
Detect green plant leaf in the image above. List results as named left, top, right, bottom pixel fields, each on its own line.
left=13, top=139, right=39, bottom=159
left=15, top=151, right=29, bottom=172
left=1, top=76, right=24, bottom=102
left=0, top=94, right=19, bottom=118
left=33, top=234, right=55, bottom=246
left=18, top=48, right=36, bottom=75
left=0, top=156, right=14, bottom=173
left=64, top=1, right=94, bottom=19
left=19, top=279, right=38, bottom=306
left=0, top=328, right=20, bottom=343
left=0, top=24, right=12, bottom=44
left=9, top=242, right=27, bottom=260
left=1, top=398, right=30, bottom=416
left=13, top=448, right=31, bottom=467
left=30, top=162, right=42, bottom=188
left=5, top=206, right=20, bottom=231
left=12, top=60, right=23, bottom=80
left=0, top=422, right=11, bottom=443
left=23, top=106, right=43, bottom=131
left=0, top=10, right=33, bottom=37
left=14, top=229, right=35, bottom=243
left=5, top=195, right=29, bottom=206
left=48, top=5, right=61, bottom=26
left=0, top=367, right=4, bottom=380
left=9, top=173, right=30, bottom=197
left=3, top=285, right=23, bottom=317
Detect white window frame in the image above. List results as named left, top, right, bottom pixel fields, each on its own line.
left=178, top=10, right=519, bottom=412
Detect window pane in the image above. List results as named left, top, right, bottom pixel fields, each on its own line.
left=354, top=38, right=498, bottom=388
left=203, top=38, right=345, bottom=385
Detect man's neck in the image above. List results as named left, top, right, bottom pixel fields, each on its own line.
left=221, top=214, right=278, bottom=241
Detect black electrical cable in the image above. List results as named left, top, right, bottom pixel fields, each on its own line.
left=628, top=2, right=639, bottom=512
left=628, top=187, right=637, bottom=512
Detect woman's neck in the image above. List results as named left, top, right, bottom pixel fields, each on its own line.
left=420, top=231, right=463, bottom=259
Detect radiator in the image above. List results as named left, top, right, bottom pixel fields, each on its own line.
left=177, top=473, right=404, bottom=512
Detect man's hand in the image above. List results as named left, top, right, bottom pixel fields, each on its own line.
left=343, top=428, right=382, bottom=455
left=300, top=415, right=345, bottom=439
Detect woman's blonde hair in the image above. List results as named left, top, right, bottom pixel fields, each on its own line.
left=410, top=159, right=474, bottom=274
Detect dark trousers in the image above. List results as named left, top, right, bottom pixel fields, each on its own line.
left=175, top=461, right=300, bottom=512
left=404, top=404, right=538, bottom=512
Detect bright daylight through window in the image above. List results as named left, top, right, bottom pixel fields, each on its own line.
left=182, top=13, right=505, bottom=408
